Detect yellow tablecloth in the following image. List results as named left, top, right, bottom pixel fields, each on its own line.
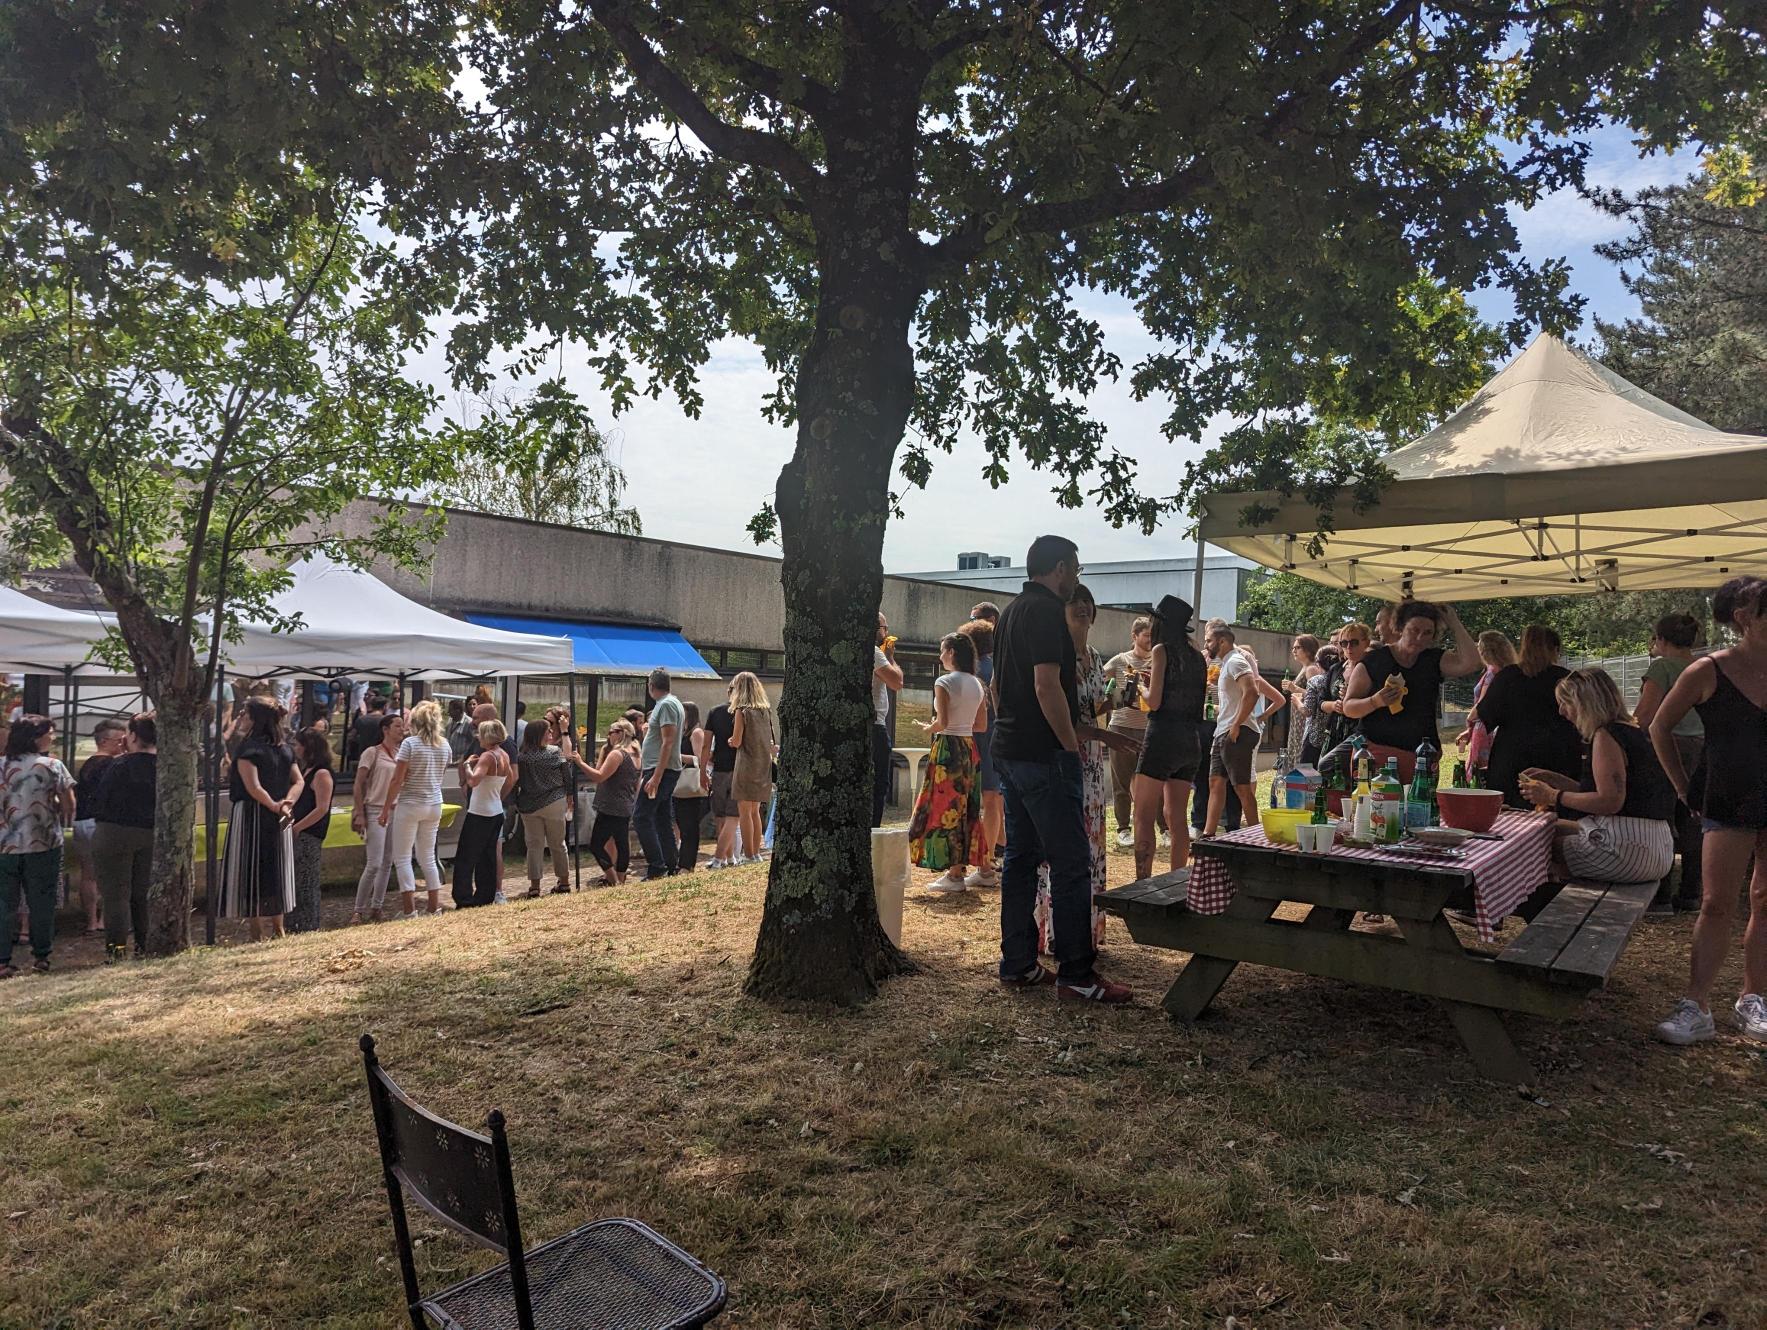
left=192, top=804, right=461, bottom=861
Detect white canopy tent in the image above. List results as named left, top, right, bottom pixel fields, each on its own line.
left=0, top=585, right=116, bottom=673
left=218, top=552, right=573, bottom=679
left=1196, top=334, right=1767, bottom=602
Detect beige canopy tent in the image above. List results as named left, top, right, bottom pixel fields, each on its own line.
left=1195, top=333, right=1767, bottom=602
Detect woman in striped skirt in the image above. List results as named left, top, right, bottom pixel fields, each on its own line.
left=1517, top=668, right=1676, bottom=885
left=219, top=700, right=303, bottom=941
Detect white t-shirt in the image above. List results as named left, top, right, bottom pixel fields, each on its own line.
left=1213, top=649, right=1262, bottom=738
left=937, top=671, right=985, bottom=738
left=873, top=647, right=892, bottom=725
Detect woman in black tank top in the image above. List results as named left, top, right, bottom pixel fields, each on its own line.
left=1644, top=576, right=1767, bottom=1047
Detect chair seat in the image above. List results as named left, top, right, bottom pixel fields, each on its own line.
left=420, top=1218, right=727, bottom=1330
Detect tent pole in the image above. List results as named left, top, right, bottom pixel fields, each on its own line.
left=205, top=681, right=222, bottom=947
left=61, top=667, right=74, bottom=765
left=567, top=671, right=579, bottom=893
left=1192, top=530, right=1207, bottom=625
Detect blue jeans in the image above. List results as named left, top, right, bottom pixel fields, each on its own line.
left=634, top=767, right=681, bottom=878
left=996, top=751, right=1096, bottom=981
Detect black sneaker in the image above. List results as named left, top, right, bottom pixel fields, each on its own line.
left=104, top=942, right=126, bottom=965
left=999, top=963, right=1056, bottom=990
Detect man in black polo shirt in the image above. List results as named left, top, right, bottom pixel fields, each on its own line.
left=991, top=534, right=1132, bottom=1003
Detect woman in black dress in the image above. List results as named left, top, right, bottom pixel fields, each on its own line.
left=1132, top=594, right=1207, bottom=879
left=1477, top=624, right=1584, bottom=806
left=218, top=700, right=302, bottom=942
left=1647, top=576, right=1767, bottom=1047
left=285, top=726, right=334, bottom=933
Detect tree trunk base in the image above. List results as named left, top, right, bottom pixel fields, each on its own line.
left=745, top=875, right=916, bottom=1006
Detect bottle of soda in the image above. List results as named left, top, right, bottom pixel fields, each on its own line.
left=1351, top=734, right=1372, bottom=791
left=1412, top=738, right=1439, bottom=824
left=1374, top=759, right=1404, bottom=843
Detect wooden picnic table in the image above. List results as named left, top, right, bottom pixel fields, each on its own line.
left=1099, top=811, right=1657, bottom=1084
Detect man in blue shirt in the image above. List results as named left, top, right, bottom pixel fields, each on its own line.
left=635, top=668, right=685, bottom=879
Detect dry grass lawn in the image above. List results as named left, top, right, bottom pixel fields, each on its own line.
left=3, top=847, right=1765, bottom=1329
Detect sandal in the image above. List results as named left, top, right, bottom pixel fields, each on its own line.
left=525, top=886, right=541, bottom=900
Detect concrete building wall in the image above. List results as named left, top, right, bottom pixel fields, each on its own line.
left=332, top=501, right=1175, bottom=658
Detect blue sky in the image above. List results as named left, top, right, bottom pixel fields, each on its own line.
left=429, top=125, right=1690, bottom=573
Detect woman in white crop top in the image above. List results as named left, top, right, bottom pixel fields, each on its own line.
left=907, top=631, right=992, bottom=892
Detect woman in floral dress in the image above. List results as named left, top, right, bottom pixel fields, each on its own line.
left=909, top=633, right=990, bottom=891
left=1038, top=584, right=1113, bottom=952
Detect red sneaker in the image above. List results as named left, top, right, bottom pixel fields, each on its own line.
left=1056, top=974, right=1133, bottom=1004
left=999, top=964, right=1056, bottom=990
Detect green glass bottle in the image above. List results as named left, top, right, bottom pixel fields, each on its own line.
left=1311, top=786, right=1329, bottom=825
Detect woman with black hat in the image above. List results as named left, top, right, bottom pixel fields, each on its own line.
left=1132, top=594, right=1208, bottom=879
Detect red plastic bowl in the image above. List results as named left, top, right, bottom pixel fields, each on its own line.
left=1436, top=787, right=1503, bottom=832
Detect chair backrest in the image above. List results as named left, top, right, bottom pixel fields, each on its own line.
left=361, top=1034, right=535, bottom=1329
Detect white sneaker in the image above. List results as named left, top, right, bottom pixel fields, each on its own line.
left=492, top=891, right=508, bottom=905
left=926, top=871, right=967, bottom=894
left=964, top=868, right=999, bottom=889
left=1115, top=829, right=1134, bottom=848
left=1654, top=999, right=1716, bottom=1046
left=1736, top=993, right=1767, bottom=1042
left=704, top=858, right=726, bottom=871
left=1158, top=830, right=1171, bottom=850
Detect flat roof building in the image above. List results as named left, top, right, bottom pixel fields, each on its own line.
left=900, top=551, right=1261, bottom=626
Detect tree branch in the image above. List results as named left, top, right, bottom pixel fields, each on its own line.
left=920, top=0, right=1426, bottom=276
left=647, top=12, right=834, bottom=119
left=588, top=0, right=823, bottom=200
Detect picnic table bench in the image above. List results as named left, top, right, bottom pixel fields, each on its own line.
left=1099, top=810, right=1656, bottom=1084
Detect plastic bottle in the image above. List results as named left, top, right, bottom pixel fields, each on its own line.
left=1351, top=734, right=1373, bottom=789
left=1352, top=783, right=1375, bottom=842
left=1411, top=738, right=1439, bottom=826
left=1374, top=759, right=1404, bottom=843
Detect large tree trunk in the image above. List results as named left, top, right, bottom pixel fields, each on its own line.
left=142, top=687, right=203, bottom=956
left=746, top=113, right=924, bottom=1003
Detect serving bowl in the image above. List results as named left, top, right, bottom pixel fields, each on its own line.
left=1435, top=787, right=1503, bottom=833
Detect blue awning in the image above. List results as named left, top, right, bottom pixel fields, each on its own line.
left=462, top=613, right=722, bottom=679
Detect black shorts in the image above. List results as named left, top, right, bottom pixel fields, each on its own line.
left=1135, top=716, right=1200, bottom=783
left=1209, top=728, right=1259, bottom=785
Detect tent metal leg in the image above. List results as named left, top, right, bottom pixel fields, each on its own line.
left=1192, top=529, right=1206, bottom=624
left=58, top=667, right=76, bottom=765
left=567, top=673, right=579, bottom=893
left=205, top=685, right=222, bottom=947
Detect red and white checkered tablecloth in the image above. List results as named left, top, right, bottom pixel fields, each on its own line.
left=1185, top=808, right=1556, bottom=942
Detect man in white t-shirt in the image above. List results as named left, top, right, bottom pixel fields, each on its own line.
left=1203, top=623, right=1283, bottom=836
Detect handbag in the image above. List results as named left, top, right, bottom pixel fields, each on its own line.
left=675, top=755, right=705, bottom=798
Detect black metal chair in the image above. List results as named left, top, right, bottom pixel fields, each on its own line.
left=360, top=1034, right=727, bottom=1330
